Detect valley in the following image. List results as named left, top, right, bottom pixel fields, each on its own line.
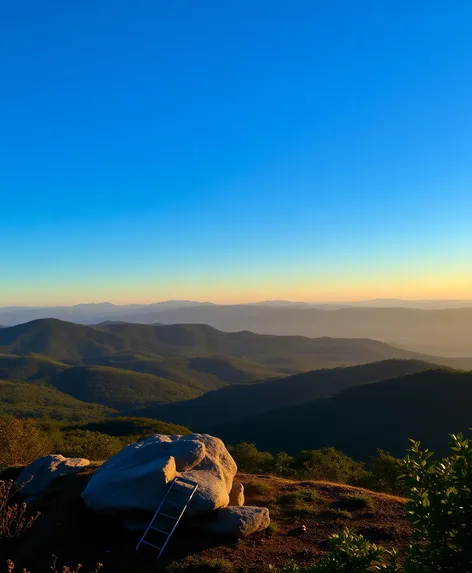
left=1, top=318, right=472, bottom=459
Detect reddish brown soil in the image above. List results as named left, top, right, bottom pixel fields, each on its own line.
left=2, top=467, right=413, bottom=573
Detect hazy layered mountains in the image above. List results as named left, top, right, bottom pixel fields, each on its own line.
left=0, top=318, right=434, bottom=367
left=1, top=318, right=472, bottom=457
left=1, top=318, right=469, bottom=420
left=213, top=368, right=472, bottom=459
left=2, top=302, right=472, bottom=356
left=138, top=359, right=437, bottom=429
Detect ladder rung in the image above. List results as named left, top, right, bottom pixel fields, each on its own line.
left=160, top=512, right=179, bottom=521
left=175, top=477, right=198, bottom=486
left=163, top=500, right=183, bottom=507
left=136, top=477, right=199, bottom=559
left=141, top=540, right=162, bottom=550
left=149, top=526, right=170, bottom=535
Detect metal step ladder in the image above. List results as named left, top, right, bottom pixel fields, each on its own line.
left=136, top=476, right=199, bottom=559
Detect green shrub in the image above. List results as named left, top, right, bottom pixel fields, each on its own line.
left=229, top=442, right=372, bottom=486
left=401, top=433, right=472, bottom=572
left=271, top=528, right=398, bottom=572
left=228, top=442, right=274, bottom=474
left=273, top=451, right=295, bottom=476
left=272, top=431, right=472, bottom=573
left=0, top=417, right=51, bottom=468
left=273, top=487, right=320, bottom=517
left=245, top=480, right=274, bottom=497
left=360, top=450, right=403, bottom=495
left=292, top=448, right=368, bottom=484
left=57, top=430, right=123, bottom=460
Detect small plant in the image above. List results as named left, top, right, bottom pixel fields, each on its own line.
left=275, top=488, right=319, bottom=506
left=5, top=557, right=103, bottom=573
left=168, top=557, right=234, bottom=573
left=271, top=528, right=399, bottom=572
left=245, top=480, right=274, bottom=497
left=271, top=431, right=472, bottom=573
left=319, top=507, right=353, bottom=520
left=331, top=493, right=374, bottom=511
left=197, top=558, right=234, bottom=573
left=274, top=488, right=321, bottom=517
left=51, top=555, right=104, bottom=573
left=0, top=479, right=40, bottom=542
left=267, top=521, right=281, bottom=536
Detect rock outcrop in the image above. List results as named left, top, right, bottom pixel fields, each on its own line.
left=81, top=433, right=237, bottom=519
left=229, top=481, right=245, bottom=506
left=16, top=455, right=90, bottom=496
left=198, top=506, right=270, bottom=536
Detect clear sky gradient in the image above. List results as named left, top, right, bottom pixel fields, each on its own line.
left=1, top=1, right=471, bottom=305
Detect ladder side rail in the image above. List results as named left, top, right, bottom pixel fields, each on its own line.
left=156, top=483, right=198, bottom=559
left=136, top=479, right=177, bottom=550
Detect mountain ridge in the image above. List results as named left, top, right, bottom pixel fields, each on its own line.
left=213, top=368, right=472, bottom=459
left=135, top=358, right=439, bottom=429
left=1, top=318, right=470, bottom=370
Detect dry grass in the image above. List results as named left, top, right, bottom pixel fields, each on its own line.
left=330, top=493, right=374, bottom=512
left=2, top=467, right=413, bottom=573
left=1, top=479, right=40, bottom=542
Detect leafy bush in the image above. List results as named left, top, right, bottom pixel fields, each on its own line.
left=361, top=450, right=403, bottom=495
left=272, top=528, right=398, bottom=572
left=56, top=430, right=123, bottom=460
left=0, top=418, right=51, bottom=468
left=401, top=433, right=472, bottom=572
left=292, top=448, right=368, bottom=484
left=230, top=442, right=371, bottom=485
left=228, top=442, right=274, bottom=474
left=272, top=431, right=472, bottom=573
left=73, top=417, right=191, bottom=440
left=272, top=451, right=295, bottom=476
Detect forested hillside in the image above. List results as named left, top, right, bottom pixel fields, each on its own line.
left=214, top=368, right=472, bottom=458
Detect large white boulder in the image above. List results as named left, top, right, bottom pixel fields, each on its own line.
left=16, top=455, right=90, bottom=496
left=81, top=433, right=237, bottom=519
left=199, top=506, right=270, bottom=537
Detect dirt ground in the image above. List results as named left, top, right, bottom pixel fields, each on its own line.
left=2, top=467, right=413, bottom=573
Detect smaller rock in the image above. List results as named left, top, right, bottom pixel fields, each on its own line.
left=229, top=482, right=244, bottom=506
left=16, top=455, right=90, bottom=496
left=289, top=524, right=308, bottom=536
left=200, top=506, right=270, bottom=537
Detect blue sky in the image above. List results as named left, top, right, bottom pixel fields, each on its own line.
left=1, top=1, right=471, bottom=304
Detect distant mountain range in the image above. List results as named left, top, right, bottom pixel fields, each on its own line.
left=1, top=301, right=472, bottom=356
left=0, top=318, right=447, bottom=367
